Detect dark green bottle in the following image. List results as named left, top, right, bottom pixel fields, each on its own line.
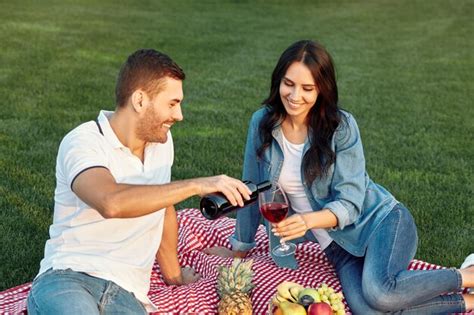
left=200, top=180, right=272, bottom=220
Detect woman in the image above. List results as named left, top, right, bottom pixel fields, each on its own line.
left=208, top=40, right=473, bottom=314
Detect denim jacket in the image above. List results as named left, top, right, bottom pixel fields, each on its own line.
left=229, top=107, right=398, bottom=258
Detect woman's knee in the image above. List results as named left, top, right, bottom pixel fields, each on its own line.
left=347, top=301, right=385, bottom=315
left=26, top=290, right=39, bottom=315
left=342, top=287, right=386, bottom=315
left=362, top=280, right=402, bottom=312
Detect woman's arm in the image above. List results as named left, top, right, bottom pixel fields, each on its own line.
left=322, top=112, right=367, bottom=230
left=272, top=112, right=367, bottom=241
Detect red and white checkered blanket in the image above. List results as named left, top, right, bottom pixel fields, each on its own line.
left=1, top=208, right=472, bottom=314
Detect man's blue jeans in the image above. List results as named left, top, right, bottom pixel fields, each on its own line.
left=324, top=203, right=466, bottom=314
left=27, top=268, right=147, bottom=315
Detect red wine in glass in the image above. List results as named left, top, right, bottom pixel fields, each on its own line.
left=258, top=183, right=296, bottom=257
left=260, top=202, right=289, bottom=223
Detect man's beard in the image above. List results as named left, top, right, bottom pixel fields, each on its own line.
left=135, top=106, right=169, bottom=143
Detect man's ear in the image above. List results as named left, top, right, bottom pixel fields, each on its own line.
left=130, top=90, right=146, bottom=113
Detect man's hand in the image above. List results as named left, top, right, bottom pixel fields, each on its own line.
left=197, top=175, right=252, bottom=207
left=203, top=246, right=247, bottom=258
left=162, top=266, right=201, bottom=285
left=181, top=266, right=201, bottom=285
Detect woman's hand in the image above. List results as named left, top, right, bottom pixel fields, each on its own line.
left=272, top=213, right=312, bottom=243
left=272, top=210, right=338, bottom=242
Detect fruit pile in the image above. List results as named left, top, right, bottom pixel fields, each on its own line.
left=271, top=281, right=346, bottom=315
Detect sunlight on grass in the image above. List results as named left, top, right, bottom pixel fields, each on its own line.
left=0, top=0, right=472, bottom=290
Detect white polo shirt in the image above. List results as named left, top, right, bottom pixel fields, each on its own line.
left=38, top=110, right=173, bottom=312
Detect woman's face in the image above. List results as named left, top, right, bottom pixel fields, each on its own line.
left=279, top=61, right=318, bottom=121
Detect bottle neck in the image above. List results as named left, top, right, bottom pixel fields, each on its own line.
left=256, top=180, right=272, bottom=192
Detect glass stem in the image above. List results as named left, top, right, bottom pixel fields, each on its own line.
left=279, top=239, right=289, bottom=250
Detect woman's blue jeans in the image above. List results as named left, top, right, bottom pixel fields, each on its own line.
left=27, top=268, right=147, bottom=315
left=324, top=203, right=466, bottom=314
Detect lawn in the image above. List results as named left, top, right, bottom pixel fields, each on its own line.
left=0, top=0, right=472, bottom=291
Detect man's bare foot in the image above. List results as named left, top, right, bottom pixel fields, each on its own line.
left=460, top=266, right=474, bottom=288
left=203, top=246, right=236, bottom=258
left=463, top=294, right=473, bottom=311
left=460, top=254, right=474, bottom=291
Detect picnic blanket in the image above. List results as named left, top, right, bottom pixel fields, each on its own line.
left=1, top=208, right=472, bottom=314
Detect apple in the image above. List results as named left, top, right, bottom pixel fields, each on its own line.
left=308, top=302, right=332, bottom=315
left=273, top=307, right=283, bottom=315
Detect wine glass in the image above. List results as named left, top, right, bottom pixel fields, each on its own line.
left=258, top=183, right=296, bottom=257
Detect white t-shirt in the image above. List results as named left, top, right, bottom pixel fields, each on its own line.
left=278, top=133, right=333, bottom=250
left=38, top=110, right=173, bottom=312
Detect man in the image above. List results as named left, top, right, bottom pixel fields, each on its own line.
left=27, top=49, right=251, bottom=314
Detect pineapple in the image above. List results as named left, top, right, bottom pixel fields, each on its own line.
left=217, top=258, right=255, bottom=315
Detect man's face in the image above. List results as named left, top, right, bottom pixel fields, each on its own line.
left=136, top=77, right=184, bottom=143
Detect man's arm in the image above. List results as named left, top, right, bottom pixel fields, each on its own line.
left=155, top=205, right=181, bottom=284
left=155, top=205, right=199, bottom=285
left=72, top=167, right=251, bottom=218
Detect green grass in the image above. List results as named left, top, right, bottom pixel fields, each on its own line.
left=1, top=0, right=473, bottom=291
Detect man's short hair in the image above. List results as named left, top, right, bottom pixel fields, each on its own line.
left=115, top=49, right=185, bottom=107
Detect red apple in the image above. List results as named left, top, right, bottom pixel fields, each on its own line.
left=308, top=302, right=332, bottom=315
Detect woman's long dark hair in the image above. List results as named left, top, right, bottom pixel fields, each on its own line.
left=258, top=40, right=341, bottom=184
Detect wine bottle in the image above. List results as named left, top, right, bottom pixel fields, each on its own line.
left=200, top=180, right=272, bottom=220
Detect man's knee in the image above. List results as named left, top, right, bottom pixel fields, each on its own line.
left=28, top=287, right=99, bottom=315
left=27, top=272, right=99, bottom=315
